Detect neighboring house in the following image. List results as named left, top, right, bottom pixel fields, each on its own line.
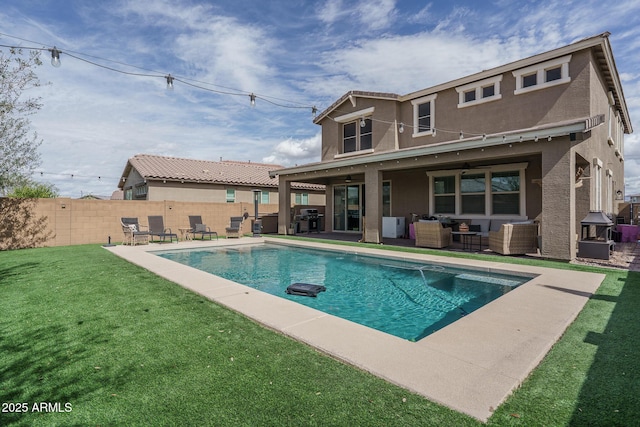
left=119, top=154, right=325, bottom=205
left=270, top=33, right=632, bottom=261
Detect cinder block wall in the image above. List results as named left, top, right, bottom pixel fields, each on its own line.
left=31, top=198, right=280, bottom=246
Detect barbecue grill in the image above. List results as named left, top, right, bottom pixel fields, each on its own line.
left=298, top=208, right=322, bottom=233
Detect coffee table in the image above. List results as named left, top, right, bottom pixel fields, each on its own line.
left=451, top=231, right=481, bottom=251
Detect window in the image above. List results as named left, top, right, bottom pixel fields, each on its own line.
left=522, top=73, right=537, bottom=88
left=545, top=66, right=562, bottom=82
left=341, top=118, right=372, bottom=153
left=464, top=90, right=476, bottom=103
left=513, top=55, right=571, bottom=95
left=226, top=189, right=235, bottom=203
left=594, top=159, right=602, bottom=211
left=411, top=94, right=437, bottom=137
left=606, top=169, right=613, bottom=214
left=433, top=175, right=455, bottom=214
left=124, top=188, right=133, bottom=200
left=295, top=193, right=309, bottom=205
left=461, top=174, right=485, bottom=214
left=382, top=181, right=391, bottom=217
left=334, top=107, right=375, bottom=156
left=482, top=85, right=495, bottom=98
left=260, top=191, right=269, bottom=204
left=491, top=171, right=520, bottom=215
left=428, top=164, right=526, bottom=217
left=456, top=75, right=502, bottom=108
left=134, top=183, right=148, bottom=198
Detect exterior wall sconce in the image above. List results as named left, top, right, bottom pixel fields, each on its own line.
left=616, top=190, right=623, bottom=200
left=345, top=175, right=352, bottom=183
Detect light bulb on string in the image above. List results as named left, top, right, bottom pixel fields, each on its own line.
left=165, top=74, right=174, bottom=90
left=360, top=117, right=366, bottom=128
left=250, top=93, right=256, bottom=108
left=50, top=47, right=61, bottom=68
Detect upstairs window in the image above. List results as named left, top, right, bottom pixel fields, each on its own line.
left=342, top=118, right=372, bottom=153
left=513, top=55, right=571, bottom=95
left=226, top=189, right=235, bottom=203
left=334, top=107, right=375, bottom=156
left=411, top=94, right=437, bottom=137
left=456, top=75, right=502, bottom=108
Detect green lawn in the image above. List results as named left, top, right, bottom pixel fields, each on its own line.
left=1, top=243, right=638, bottom=426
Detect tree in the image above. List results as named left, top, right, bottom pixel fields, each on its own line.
left=0, top=48, right=53, bottom=249
left=7, top=181, right=59, bottom=198
left=0, top=48, right=44, bottom=196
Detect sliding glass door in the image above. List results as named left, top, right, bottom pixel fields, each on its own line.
left=333, top=184, right=362, bottom=231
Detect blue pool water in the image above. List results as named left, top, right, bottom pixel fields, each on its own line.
left=157, top=243, right=533, bottom=341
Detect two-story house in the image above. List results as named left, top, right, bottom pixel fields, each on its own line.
left=270, top=33, right=632, bottom=261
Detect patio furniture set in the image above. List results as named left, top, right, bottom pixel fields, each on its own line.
left=120, top=215, right=244, bottom=245
left=413, top=219, right=539, bottom=255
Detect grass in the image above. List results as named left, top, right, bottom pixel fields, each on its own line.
left=1, top=243, right=638, bottom=426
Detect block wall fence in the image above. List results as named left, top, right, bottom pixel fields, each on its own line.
left=29, top=198, right=281, bottom=247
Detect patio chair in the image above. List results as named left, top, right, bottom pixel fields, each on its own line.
left=120, top=217, right=149, bottom=245
left=225, top=216, right=245, bottom=238
left=188, top=215, right=218, bottom=240
left=414, top=221, right=452, bottom=248
left=488, top=223, right=538, bottom=255
left=147, top=215, right=178, bottom=243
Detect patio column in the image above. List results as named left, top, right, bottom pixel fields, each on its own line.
left=278, top=177, right=291, bottom=235
left=364, top=168, right=383, bottom=244
left=541, top=141, right=576, bottom=260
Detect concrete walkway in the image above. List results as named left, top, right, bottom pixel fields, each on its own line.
left=106, top=238, right=605, bottom=422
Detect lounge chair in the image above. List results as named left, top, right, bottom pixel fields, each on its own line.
left=414, top=221, right=452, bottom=248
left=147, top=215, right=178, bottom=243
left=225, top=216, right=244, bottom=238
left=121, top=217, right=149, bottom=245
left=488, top=223, right=538, bottom=255
left=188, top=215, right=218, bottom=240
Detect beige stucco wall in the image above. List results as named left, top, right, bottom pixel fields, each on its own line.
left=318, top=50, right=595, bottom=159
left=28, top=198, right=281, bottom=247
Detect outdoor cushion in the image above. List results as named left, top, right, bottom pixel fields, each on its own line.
left=195, top=224, right=207, bottom=232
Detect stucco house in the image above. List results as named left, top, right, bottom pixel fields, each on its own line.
left=270, top=32, right=632, bottom=261
left=119, top=154, right=325, bottom=205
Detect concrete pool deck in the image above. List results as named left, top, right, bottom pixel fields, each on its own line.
left=106, top=238, right=605, bottom=422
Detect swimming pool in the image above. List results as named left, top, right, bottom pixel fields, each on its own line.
left=157, top=243, right=533, bottom=341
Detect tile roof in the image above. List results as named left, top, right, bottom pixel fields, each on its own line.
left=121, top=154, right=324, bottom=191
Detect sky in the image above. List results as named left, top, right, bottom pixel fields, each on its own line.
left=1, top=0, right=640, bottom=198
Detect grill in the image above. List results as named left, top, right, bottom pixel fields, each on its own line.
left=298, top=208, right=322, bottom=233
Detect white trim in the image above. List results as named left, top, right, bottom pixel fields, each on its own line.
left=334, top=107, right=375, bottom=123
left=334, top=148, right=374, bottom=159
left=513, top=55, right=571, bottom=95
left=456, top=75, right=503, bottom=108
left=411, top=94, right=437, bottom=137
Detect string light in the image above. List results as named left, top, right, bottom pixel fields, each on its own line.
left=398, top=122, right=404, bottom=133
left=0, top=32, right=318, bottom=114
left=49, top=46, right=61, bottom=67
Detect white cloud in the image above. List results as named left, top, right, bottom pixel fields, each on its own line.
left=356, top=0, right=397, bottom=32
left=263, top=133, right=322, bottom=166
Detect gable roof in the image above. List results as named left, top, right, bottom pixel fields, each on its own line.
left=314, top=32, right=632, bottom=133
left=118, top=154, right=324, bottom=191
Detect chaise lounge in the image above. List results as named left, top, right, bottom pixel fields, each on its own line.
left=188, top=215, right=218, bottom=240
left=147, top=215, right=178, bottom=243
